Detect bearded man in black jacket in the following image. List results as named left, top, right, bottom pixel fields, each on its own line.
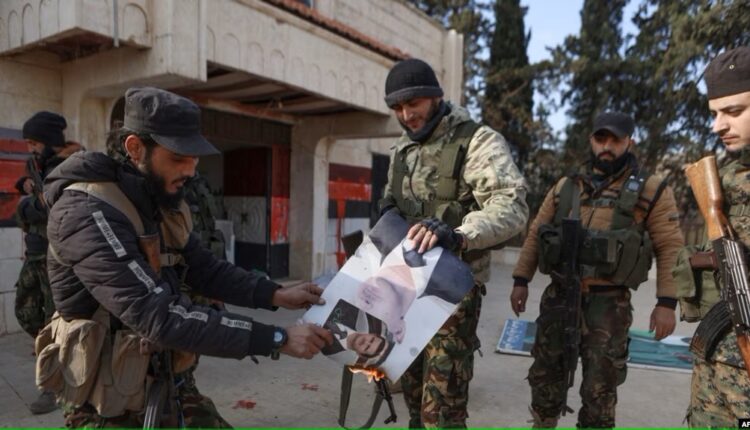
left=40, top=87, right=332, bottom=427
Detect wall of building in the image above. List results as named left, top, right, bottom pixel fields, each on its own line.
left=322, top=137, right=392, bottom=274
left=315, top=0, right=444, bottom=64
left=314, top=0, right=463, bottom=104
left=0, top=0, right=463, bottom=333
left=0, top=228, right=23, bottom=336
left=0, top=53, right=63, bottom=336
left=0, top=54, right=62, bottom=130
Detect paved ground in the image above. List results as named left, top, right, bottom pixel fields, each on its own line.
left=0, top=262, right=694, bottom=428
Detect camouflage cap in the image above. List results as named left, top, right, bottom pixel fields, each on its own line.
left=705, top=47, right=750, bottom=100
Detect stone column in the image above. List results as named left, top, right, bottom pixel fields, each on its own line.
left=289, top=112, right=400, bottom=279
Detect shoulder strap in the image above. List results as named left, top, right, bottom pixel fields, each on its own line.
left=65, top=182, right=145, bottom=236
left=338, top=367, right=384, bottom=429
left=643, top=176, right=669, bottom=222
left=553, top=177, right=576, bottom=225
left=435, top=121, right=481, bottom=201
left=391, top=146, right=409, bottom=204
left=611, top=170, right=651, bottom=230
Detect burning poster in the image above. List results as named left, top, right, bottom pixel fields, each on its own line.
left=304, top=210, right=475, bottom=380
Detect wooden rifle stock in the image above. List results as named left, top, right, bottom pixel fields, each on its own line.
left=686, top=156, right=750, bottom=377
left=689, top=251, right=718, bottom=270
left=685, top=156, right=729, bottom=241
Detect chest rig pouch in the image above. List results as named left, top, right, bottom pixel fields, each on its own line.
left=383, top=121, right=500, bottom=265
left=37, top=182, right=196, bottom=417
left=538, top=171, right=655, bottom=289
left=387, top=121, right=481, bottom=228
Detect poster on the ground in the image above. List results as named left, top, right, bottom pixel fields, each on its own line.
left=303, top=210, right=475, bottom=380
left=496, top=319, right=693, bottom=373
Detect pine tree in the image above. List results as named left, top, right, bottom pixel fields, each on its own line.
left=407, top=0, right=491, bottom=110
left=621, top=0, right=750, bottom=218
left=552, top=0, right=628, bottom=159
left=482, top=0, right=533, bottom=169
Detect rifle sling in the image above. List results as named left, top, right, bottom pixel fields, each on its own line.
left=338, top=367, right=384, bottom=429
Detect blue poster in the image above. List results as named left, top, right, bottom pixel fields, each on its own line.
left=496, top=319, right=692, bottom=373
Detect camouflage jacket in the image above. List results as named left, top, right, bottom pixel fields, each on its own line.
left=711, top=157, right=750, bottom=367
left=183, top=175, right=226, bottom=260
left=383, top=103, right=528, bottom=282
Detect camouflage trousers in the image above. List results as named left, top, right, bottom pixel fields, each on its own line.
left=528, top=283, right=632, bottom=428
left=400, top=283, right=483, bottom=428
left=14, top=253, right=55, bottom=338
left=63, top=369, right=231, bottom=428
left=688, top=352, right=750, bottom=427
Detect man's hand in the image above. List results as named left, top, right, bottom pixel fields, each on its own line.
left=510, top=286, right=528, bottom=317
left=407, top=218, right=464, bottom=254
left=22, top=178, right=34, bottom=195
left=272, top=283, right=326, bottom=309
left=650, top=306, right=676, bottom=341
left=280, top=324, right=333, bottom=359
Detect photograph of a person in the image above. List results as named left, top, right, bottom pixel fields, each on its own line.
left=304, top=210, right=474, bottom=380
left=321, top=299, right=395, bottom=368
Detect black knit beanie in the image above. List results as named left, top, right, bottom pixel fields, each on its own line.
left=705, top=47, right=750, bottom=100
left=384, top=59, right=443, bottom=108
left=22, top=111, right=67, bottom=147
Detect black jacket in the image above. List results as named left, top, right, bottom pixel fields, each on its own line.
left=44, top=152, right=279, bottom=358
left=15, top=155, right=66, bottom=254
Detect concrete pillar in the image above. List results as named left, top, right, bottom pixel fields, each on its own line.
left=441, top=29, right=464, bottom=105
left=289, top=111, right=401, bottom=280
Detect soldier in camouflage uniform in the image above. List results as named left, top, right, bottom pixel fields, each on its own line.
left=682, top=47, right=750, bottom=427
left=511, top=112, right=684, bottom=428
left=14, top=111, right=82, bottom=414
left=378, top=58, right=528, bottom=428
left=179, top=174, right=230, bottom=427
left=184, top=174, right=226, bottom=259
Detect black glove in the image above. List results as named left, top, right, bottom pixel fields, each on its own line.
left=419, top=217, right=464, bottom=252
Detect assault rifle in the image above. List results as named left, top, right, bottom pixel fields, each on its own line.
left=26, top=157, right=47, bottom=209
left=685, top=155, right=750, bottom=377
left=554, top=186, right=584, bottom=416
left=143, top=349, right=183, bottom=429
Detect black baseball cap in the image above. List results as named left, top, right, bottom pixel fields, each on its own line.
left=591, top=112, right=634, bottom=139
left=705, top=46, right=750, bottom=100
left=123, top=87, right=219, bottom=156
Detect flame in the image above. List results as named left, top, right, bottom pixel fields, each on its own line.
left=347, top=365, right=386, bottom=383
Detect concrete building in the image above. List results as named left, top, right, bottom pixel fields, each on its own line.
left=0, top=0, right=464, bottom=334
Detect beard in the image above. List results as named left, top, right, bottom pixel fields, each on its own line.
left=398, top=99, right=441, bottom=131
left=141, top=157, right=186, bottom=210
left=591, top=150, right=632, bottom=177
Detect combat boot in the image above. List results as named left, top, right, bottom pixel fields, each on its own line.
left=528, top=406, right=558, bottom=428
left=29, top=391, right=57, bottom=415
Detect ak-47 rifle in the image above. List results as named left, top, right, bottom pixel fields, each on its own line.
left=26, top=156, right=47, bottom=209
left=555, top=183, right=583, bottom=416
left=685, top=155, right=750, bottom=377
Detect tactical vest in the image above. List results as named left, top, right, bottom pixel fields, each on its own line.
left=537, top=171, right=655, bottom=289
left=37, top=182, right=195, bottom=418
left=386, top=121, right=481, bottom=229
